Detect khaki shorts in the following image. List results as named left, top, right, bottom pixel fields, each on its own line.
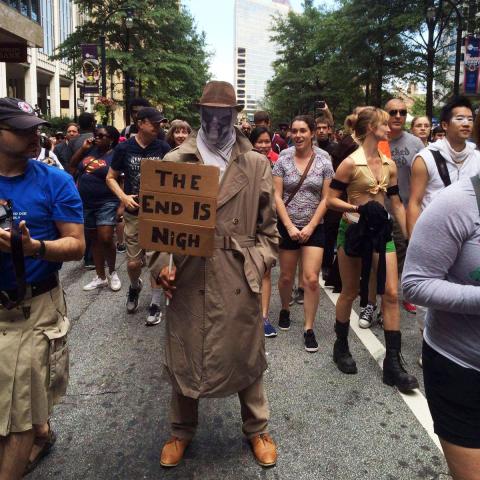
left=0, top=285, right=69, bottom=436
left=124, top=210, right=144, bottom=260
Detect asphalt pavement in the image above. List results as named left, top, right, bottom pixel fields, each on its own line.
left=32, top=255, right=451, bottom=480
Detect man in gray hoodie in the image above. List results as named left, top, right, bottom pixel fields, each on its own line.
left=407, top=96, right=480, bottom=364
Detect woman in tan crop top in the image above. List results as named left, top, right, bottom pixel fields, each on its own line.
left=326, top=107, right=418, bottom=393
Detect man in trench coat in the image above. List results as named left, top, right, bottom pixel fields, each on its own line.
left=150, top=81, right=279, bottom=468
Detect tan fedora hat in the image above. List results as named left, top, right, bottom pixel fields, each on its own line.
left=197, top=81, right=244, bottom=111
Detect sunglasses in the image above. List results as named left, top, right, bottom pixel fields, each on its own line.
left=94, top=133, right=110, bottom=139
left=389, top=109, right=407, bottom=117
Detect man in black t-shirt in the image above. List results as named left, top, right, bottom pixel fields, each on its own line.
left=107, top=107, right=170, bottom=322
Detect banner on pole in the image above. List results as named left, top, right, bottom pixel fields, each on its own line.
left=463, top=35, right=480, bottom=95
left=81, top=44, right=100, bottom=94
left=139, top=161, right=220, bottom=257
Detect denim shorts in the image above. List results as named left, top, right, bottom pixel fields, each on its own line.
left=84, top=201, right=119, bottom=229
left=278, top=221, right=325, bottom=250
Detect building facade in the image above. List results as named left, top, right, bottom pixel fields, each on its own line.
left=0, top=0, right=79, bottom=118
left=234, top=0, right=290, bottom=120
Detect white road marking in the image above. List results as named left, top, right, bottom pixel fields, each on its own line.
left=320, top=279, right=442, bottom=452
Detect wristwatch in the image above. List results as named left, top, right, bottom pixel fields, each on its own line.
left=32, top=239, right=46, bottom=259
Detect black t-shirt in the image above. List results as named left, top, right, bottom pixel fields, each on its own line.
left=110, top=136, right=170, bottom=198
left=77, top=147, right=119, bottom=209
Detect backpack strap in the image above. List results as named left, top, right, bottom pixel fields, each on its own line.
left=470, top=175, right=480, bottom=214
left=430, top=149, right=451, bottom=187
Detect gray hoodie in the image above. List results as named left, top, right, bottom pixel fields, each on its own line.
left=402, top=176, right=480, bottom=371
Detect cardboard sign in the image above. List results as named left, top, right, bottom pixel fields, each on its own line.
left=138, top=220, right=215, bottom=257
left=140, top=160, right=219, bottom=197
left=140, top=191, right=216, bottom=227
left=139, top=161, right=220, bottom=257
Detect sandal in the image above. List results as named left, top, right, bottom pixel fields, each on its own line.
left=23, top=422, right=57, bottom=476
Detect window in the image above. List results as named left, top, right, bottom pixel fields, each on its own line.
left=1, top=0, right=40, bottom=22
left=40, top=0, right=54, bottom=55
left=237, top=47, right=246, bottom=55
left=59, top=0, right=73, bottom=43
left=31, top=0, right=39, bottom=21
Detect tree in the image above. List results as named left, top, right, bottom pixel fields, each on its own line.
left=401, top=0, right=460, bottom=120
left=52, top=0, right=210, bottom=126
left=267, top=0, right=421, bottom=126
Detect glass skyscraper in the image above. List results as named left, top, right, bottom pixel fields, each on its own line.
left=234, top=0, right=290, bottom=119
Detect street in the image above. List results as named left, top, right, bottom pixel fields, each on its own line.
left=33, top=256, right=451, bottom=480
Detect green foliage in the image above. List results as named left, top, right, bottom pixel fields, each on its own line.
left=410, top=97, right=427, bottom=117
left=267, top=0, right=457, bottom=125
left=44, top=116, right=75, bottom=135
left=52, top=0, right=210, bottom=126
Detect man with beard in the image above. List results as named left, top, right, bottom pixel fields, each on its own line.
left=150, top=81, right=279, bottom=468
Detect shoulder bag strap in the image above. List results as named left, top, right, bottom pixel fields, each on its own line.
left=430, top=149, right=451, bottom=187
left=470, top=174, right=480, bottom=214
left=284, top=151, right=316, bottom=207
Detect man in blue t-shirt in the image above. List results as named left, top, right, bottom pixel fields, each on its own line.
left=0, top=97, right=84, bottom=479
left=107, top=107, right=170, bottom=323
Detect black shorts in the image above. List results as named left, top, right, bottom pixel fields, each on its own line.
left=423, top=340, right=480, bottom=448
left=278, top=221, right=325, bottom=250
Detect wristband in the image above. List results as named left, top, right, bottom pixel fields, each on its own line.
left=32, top=239, right=46, bottom=259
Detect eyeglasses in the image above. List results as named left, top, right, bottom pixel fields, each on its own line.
left=94, top=133, right=109, bottom=139
left=389, top=109, right=407, bottom=117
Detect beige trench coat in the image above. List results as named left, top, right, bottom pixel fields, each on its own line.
left=149, top=129, right=279, bottom=399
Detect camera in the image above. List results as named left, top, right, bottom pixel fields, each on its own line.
left=0, top=200, right=13, bottom=231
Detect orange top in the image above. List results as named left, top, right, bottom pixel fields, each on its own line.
left=378, top=140, right=391, bottom=158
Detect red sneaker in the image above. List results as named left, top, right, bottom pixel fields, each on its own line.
left=402, top=301, right=416, bottom=314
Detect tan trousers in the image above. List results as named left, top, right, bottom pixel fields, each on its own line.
left=170, top=375, right=269, bottom=440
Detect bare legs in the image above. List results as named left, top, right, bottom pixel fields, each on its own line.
left=301, top=247, right=323, bottom=331
left=278, top=247, right=323, bottom=331
left=440, top=439, right=480, bottom=480
left=86, top=226, right=116, bottom=279
left=261, top=269, right=272, bottom=319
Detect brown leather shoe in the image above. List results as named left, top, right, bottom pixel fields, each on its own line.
left=249, top=433, right=277, bottom=467
left=160, top=437, right=190, bottom=467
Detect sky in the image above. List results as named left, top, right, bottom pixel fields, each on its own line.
left=183, top=0, right=334, bottom=84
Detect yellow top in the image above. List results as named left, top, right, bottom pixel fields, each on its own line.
left=347, top=146, right=392, bottom=202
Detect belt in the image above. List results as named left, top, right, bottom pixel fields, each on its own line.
left=214, top=235, right=256, bottom=249
left=1, top=274, right=59, bottom=303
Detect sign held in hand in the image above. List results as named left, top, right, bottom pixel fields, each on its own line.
left=139, top=161, right=220, bottom=257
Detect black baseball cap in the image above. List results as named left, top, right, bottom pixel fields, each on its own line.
left=0, top=97, right=49, bottom=129
left=136, top=107, right=164, bottom=123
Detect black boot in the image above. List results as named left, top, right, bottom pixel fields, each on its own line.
left=333, top=321, right=358, bottom=374
left=383, top=331, right=419, bottom=393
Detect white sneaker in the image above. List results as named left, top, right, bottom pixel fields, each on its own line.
left=83, top=276, right=108, bottom=291
left=108, top=271, right=122, bottom=292
left=146, top=304, right=162, bottom=326
left=359, top=303, right=376, bottom=328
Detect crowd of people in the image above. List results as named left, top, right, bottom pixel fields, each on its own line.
left=1, top=82, right=480, bottom=480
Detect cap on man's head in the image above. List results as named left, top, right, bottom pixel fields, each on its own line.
left=0, top=97, right=49, bottom=129
left=136, top=107, right=165, bottom=123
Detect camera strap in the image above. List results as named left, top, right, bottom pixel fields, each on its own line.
left=0, top=224, right=26, bottom=309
